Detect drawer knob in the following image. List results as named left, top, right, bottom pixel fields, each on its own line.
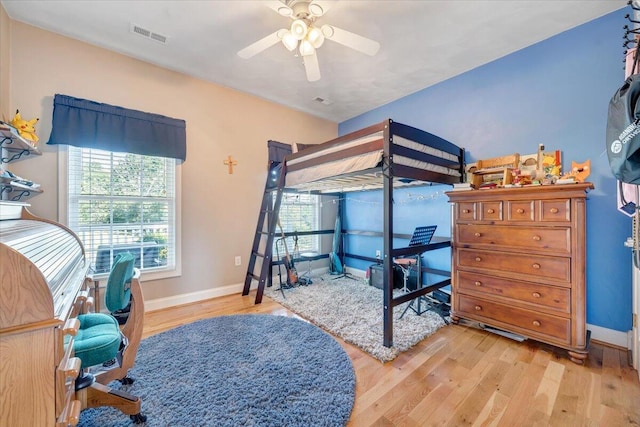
left=532, top=292, right=541, bottom=298
left=474, top=281, right=482, bottom=287
left=532, top=320, right=541, bottom=327
left=487, top=208, right=495, bottom=214
left=532, top=263, right=541, bottom=269
left=462, top=209, right=470, bottom=214
left=474, top=232, right=481, bottom=237
left=63, top=357, right=81, bottom=380
left=63, top=318, right=80, bottom=336
left=532, top=235, right=541, bottom=241
left=549, top=207, right=559, bottom=214
left=516, top=208, right=524, bottom=214
left=474, top=305, right=482, bottom=311
left=65, top=400, right=81, bottom=427
left=475, top=257, right=482, bottom=262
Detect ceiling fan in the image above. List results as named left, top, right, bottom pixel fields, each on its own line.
left=237, top=0, right=380, bottom=82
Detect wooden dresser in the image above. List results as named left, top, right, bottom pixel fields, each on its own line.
left=446, top=183, right=593, bottom=363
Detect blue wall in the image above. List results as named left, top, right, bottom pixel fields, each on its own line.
left=339, top=9, right=632, bottom=333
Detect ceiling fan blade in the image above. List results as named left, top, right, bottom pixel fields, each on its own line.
left=321, top=25, right=380, bottom=56
left=237, top=30, right=284, bottom=59
left=308, top=1, right=337, bottom=17
left=303, top=51, right=321, bottom=82
left=264, top=0, right=293, bottom=17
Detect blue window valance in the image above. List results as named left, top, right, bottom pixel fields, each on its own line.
left=47, top=94, right=186, bottom=162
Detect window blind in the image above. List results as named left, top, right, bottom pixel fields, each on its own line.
left=276, top=193, right=320, bottom=256
left=68, top=146, right=176, bottom=275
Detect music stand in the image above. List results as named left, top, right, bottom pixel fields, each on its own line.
left=407, top=225, right=437, bottom=248
left=395, top=226, right=436, bottom=291
left=398, top=226, right=448, bottom=322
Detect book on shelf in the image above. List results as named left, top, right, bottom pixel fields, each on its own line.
left=450, top=182, right=475, bottom=191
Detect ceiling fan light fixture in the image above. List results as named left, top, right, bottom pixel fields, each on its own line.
left=320, top=24, right=334, bottom=38
left=277, top=6, right=292, bottom=17
left=281, top=31, right=298, bottom=51
left=308, top=2, right=324, bottom=17
left=307, top=26, right=324, bottom=48
left=291, top=19, right=308, bottom=40
left=299, top=39, right=315, bottom=56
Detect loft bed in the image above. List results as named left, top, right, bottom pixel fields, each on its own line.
left=247, top=118, right=465, bottom=347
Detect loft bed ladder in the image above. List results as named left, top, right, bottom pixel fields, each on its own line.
left=242, top=162, right=286, bottom=303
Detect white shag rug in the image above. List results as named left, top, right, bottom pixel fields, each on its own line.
left=264, top=275, right=448, bottom=362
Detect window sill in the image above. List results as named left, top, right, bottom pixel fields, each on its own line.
left=91, top=266, right=181, bottom=283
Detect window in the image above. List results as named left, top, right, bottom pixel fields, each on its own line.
left=276, top=193, right=320, bottom=257
left=67, top=146, right=178, bottom=278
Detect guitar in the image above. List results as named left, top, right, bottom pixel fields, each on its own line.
left=277, top=219, right=298, bottom=286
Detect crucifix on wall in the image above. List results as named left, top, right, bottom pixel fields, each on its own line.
left=224, top=155, right=238, bottom=174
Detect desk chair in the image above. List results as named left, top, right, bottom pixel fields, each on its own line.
left=394, top=257, right=418, bottom=293
left=73, top=253, right=147, bottom=424
left=299, top=252, right=317, bottom=285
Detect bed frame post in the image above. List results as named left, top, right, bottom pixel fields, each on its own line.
left=383, top=119, right=394, bottom=347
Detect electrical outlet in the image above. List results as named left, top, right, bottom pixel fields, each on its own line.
left=375, top=250, right=381, bottom=259
left=234, top=256, right=242, bottom=266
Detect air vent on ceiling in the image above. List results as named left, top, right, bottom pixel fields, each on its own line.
left=130, top=23, right=168, bottom=45
left=313, top=97, right=333, bottom=105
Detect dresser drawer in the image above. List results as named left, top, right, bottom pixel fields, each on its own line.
left=540, top=199, right=570, bottom=222
left=456, top=248, right=571, bottom=285
left=457, top=271, right=571, bottom=314
left=457, top=202, right=476, bottom=221
left=507, top=200, right=535, bottom=221
left=479, top=201, right=503, bottom=221
left=456, top=224, right=570, bottom=254
left=457, top=294, right=571, bottom=343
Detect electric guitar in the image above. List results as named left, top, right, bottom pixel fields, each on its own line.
left=277, top=219, right=298, bottom=286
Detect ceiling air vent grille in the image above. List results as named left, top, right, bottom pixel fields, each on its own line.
left=130, top=24, right=168, bottom=45
left=313, top=97, right=333, bottom=105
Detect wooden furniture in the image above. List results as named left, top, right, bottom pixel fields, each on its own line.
left=244, top=119, right=465, bottom=347
left=0, top=201, right=90, bottom=426
left=446, top=183, right=593, bottom=364
left=0, top=124, right=43, bottom=201
left=470, top=153, right=520, bottom=188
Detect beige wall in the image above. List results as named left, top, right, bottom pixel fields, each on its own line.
left=0, top=4, right=10, bottom=118
left=7, top=20, right=337, bottom=302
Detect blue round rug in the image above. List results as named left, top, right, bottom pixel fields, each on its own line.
left=78, top=314, right=355, bottom=426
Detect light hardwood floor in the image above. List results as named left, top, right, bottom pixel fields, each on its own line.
left=143, top=292, right=640, bottom=426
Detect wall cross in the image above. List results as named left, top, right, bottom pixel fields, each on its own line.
left=224, top=155, right=238, bottom=174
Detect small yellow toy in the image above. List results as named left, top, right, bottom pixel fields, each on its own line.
left=542, top=153, right=561, bottom=176
left=9, top=110, right=39, bottom=143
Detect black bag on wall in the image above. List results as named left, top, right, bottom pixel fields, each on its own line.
left=607, top=51, right=640, bottom=184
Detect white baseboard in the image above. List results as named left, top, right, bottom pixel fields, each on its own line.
left=146, top=273, right=631, bottom=350
left=145, top=267, right=338, bottom=312
left=145, top=282, right=245, bottom=312
left=587, top=323, right=631, bottom=349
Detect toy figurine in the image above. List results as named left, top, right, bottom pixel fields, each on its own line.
left=9, top=110, right=39, bottom=144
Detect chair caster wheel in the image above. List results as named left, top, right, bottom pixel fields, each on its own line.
left=120, top=376, right=135, bottom=385
left=130, top=413, right=147, bottom=424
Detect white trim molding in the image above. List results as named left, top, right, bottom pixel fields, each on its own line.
left=144, top=270, right=632, bottom=351
left=145, top=282, right=245, bottom=312
left=587, top=323, right=632, bottom=349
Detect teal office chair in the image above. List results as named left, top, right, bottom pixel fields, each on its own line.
left=73, top=252, right=147, bottom=424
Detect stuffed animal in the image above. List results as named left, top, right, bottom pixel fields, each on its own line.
left=560, top=160, right=590, bottom=183
left=9, top=110, right=39, bottom=143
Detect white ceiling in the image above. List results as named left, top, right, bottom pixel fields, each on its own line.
left=1, top=0, right=626, bottom=123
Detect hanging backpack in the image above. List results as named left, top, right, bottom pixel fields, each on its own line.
left=607, top=49, right=640, bottom=184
